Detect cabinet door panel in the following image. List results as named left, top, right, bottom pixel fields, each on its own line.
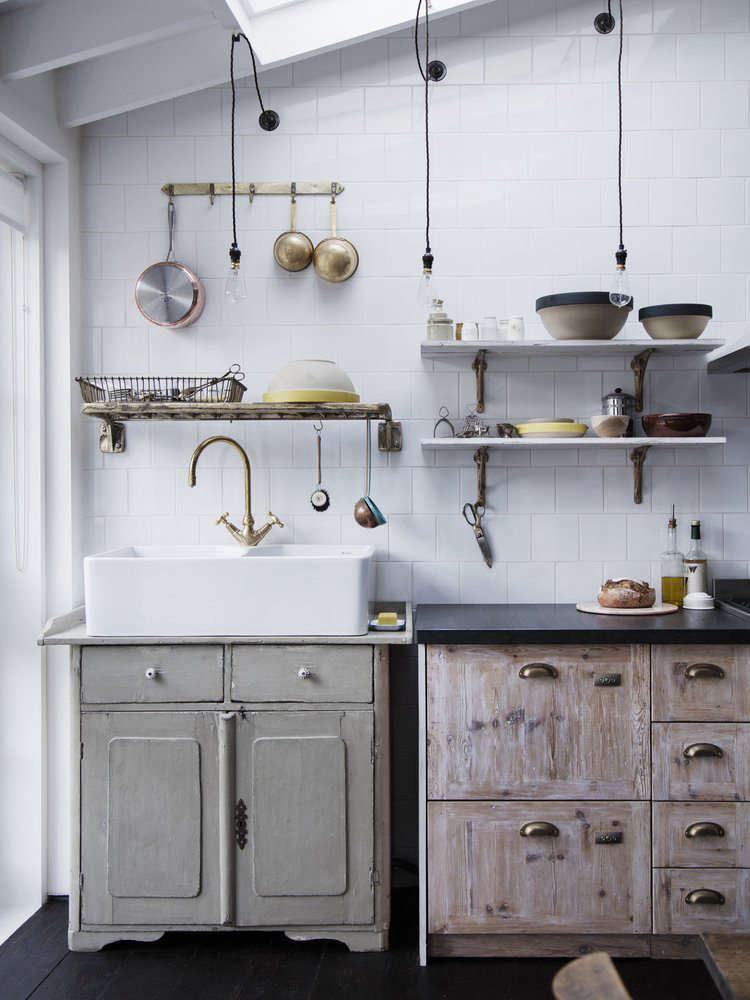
left=652, top=723, right=750, bottom=801
left=428, top=801, right=651, bottom=935
left=653, top=869, right=750, bottom=934
left=236, top=711, right=374, bottom=927
left=652, top=645, right=750, bottom=722
left=81, top=712, right=220, bottom=926
left=653, top=802, right=750, bottom=868
left=427, top=645, right=650, bottom=800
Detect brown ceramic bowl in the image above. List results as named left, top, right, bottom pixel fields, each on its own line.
left=641, top=413, right=712, bottom=438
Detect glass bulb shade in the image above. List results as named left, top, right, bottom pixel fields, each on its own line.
left=609, top=266, right=632, bottom=309
left=224, top=264, right=247, bottom=304
left=416, top=268, right=437, bottom=306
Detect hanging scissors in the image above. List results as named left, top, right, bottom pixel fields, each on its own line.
left=463, top=502, right=492, bottom=568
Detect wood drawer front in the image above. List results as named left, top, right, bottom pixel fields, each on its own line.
left=81, top=646, right=223, bottom=704
left=428, top=801, right=651, bottom=935
left=231, top=646, right=372, bottom=703
left=427, top=644, right=650, bottom=800
left=652, top=645, right=750, bottom=722
left=652, top=724, right=750, bottom=801
left=653, top=803, right=750, bottom=868
left=653, top=869, right=750, bottom=934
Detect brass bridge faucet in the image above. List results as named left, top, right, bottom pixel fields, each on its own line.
left=188, top=435, right=284, bottom=546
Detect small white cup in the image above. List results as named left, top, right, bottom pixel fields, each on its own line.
left=509, top=316, right=525, bottom=340
left=479, top=316, right=499, bottom=340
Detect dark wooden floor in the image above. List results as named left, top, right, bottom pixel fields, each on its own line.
left=0, top=889, right=722, bottom=1000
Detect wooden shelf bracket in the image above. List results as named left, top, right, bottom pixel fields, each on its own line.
left=629, top=445, right=651, bottom=505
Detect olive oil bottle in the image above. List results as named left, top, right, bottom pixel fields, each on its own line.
left=684, top=520, right=708, bottom=596
left=661, top=506, right=685, bottom=607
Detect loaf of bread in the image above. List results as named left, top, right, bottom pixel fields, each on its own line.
left=597, top=578, right=656, bottom=609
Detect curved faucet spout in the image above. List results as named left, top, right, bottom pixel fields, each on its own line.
left=188, top=435, right=283, bottom=546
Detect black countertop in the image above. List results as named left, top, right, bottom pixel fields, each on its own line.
left=415, top=603, right=750, bottom=645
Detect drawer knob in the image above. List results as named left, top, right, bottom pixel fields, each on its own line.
left=686, top=889, right=725, bottom=906
left=685, top=663, right=725, bottom=680
left=297, top=667, right=313, bottom=680
left=519, top=663, right=558, bottom=680
left=144, top=668, right=160, bottom=680
left=520, top=821, right=559, bottom=838
left=684, top=742, right=724, bottom=759
left=685, top=822, right=726, bottom=839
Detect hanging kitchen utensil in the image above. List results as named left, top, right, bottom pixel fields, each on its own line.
left=273, top=184, right=314, bottom=272
left=354, top=418, right=386, bottom=528
left=313, top=186, right=359, bottom=283
left=463, top=502, right=492, bottom=568
left=134, top=191, right=205, bottom=328
left=310, top=421, right=330, bottom=512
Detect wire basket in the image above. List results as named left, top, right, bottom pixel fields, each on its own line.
left=76, top=365, right=246, bottom=404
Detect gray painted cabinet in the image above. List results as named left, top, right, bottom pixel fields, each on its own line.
left=43, top=624, right=401, bottom=955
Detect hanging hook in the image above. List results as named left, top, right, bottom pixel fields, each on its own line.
left=313, top=418, right=323, bottom=433
left=248, top=182, right=255, bottom=204
left=330, top=181, right=336, bottom=205
left=209, top=182, right=215, bottom=207
left=291, top=181, right=297, bottom=204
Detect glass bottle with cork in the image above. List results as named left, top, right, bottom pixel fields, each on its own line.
left=661, top=506, right=685, bottom=607
left=684, top=519, right=708, bottom=596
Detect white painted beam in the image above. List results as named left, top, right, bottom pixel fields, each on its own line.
left=0, top=0, right=218, bottom=81
left=226, top=0, right=498, bottom=66
left=56, top=24, right=232, bottom=128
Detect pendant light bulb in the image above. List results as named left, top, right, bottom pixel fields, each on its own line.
left=224, top=244, right=247, bottom=304
left=416, top=252, right=436, bottom=306
left=609, top=247, right=632, bottom=309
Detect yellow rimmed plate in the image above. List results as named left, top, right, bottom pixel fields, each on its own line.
left=516, top=421, right=588, bottom=439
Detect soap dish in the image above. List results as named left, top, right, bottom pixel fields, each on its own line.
left=368, top=616, right=406, bottom=632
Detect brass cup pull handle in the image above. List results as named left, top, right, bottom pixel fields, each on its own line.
left=685, top=822, right=726, bottom=839
left=684, top=742, right=724, bottom=759
left=520, top=821, right=560, bottom=838
left=685, top=663, right=725, bottom=679
left=519, top=663, right=558, bottom=680
left=686, top=889, right=725, bottom=906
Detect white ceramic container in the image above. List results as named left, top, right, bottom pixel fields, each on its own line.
left=84, top=544, right=375, bottom=637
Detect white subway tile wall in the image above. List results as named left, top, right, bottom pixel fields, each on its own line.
left=81, top=0, right=750, bottom=605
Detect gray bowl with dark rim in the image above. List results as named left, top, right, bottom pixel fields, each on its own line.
left=638, top=303, right=712, bottom=340
left=536, top=292, right=633, bottom=341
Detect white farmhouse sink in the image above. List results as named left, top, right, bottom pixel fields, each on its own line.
left=84, top=545, right=375, bottom=637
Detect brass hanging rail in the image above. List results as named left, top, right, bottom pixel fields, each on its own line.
left=160, top=181, right=345, bottom=202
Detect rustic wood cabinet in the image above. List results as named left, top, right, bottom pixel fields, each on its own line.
left=419, top=641, right=750, bottom=962
left=41, top=609, right=411, bottom=954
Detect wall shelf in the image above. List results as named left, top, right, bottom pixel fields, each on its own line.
left=706, top=334, right=750, bottom=373
left=82, top=402, right=402, bottom=454
left=421, top=339, right=726, bottom=415
left=421, top=436, right=727, bottom=505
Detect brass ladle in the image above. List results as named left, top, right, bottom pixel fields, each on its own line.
left=273, top=185, right=313, bottom=272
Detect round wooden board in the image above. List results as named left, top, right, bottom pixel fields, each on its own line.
left=576, top=601, right=679, bottom=616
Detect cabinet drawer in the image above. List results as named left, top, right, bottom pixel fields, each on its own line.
left=653, top=803, right=750, bottom=868
left=428, top=801, right=651, bottom=935
left=81, top=646, right=223, bottom=704
left=653, top=869, right=750, bottom=934
left=652, top=723, right=750, bottom=801
left=652, top=645, right=750, bottom=722
left=427, top=644, right=650, bottom=800
left=231, top=646, right=372, bottom=703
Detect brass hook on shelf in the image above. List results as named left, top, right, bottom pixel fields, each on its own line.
left=472, top=350, right=488, bottom=414
left=474, top=446, right=488, bottom=508
left=208, top=182, right=215, bottom=206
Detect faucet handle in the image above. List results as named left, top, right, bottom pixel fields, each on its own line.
left=267, top=511, right=285, bottom=528
left=216, top=511, right=230, bottom=527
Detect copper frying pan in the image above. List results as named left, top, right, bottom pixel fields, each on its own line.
left=134, top=196, right=205, bottom=328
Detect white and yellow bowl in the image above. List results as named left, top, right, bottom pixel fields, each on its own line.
left=262, top=359, right=360, bottom=403
left=516, top=421, right=588, bottom=439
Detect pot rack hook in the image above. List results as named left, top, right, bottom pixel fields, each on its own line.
left=291, top=181, right=297, bottom=203
left=474, top=446, right=488, bottom=508
left=209, top=182, right=215, bottom=207
left=330, top=181, right=337, bottom=204
left=248, top=183, right=255, bottom=204
left=167, top=183, right=175, bottom=205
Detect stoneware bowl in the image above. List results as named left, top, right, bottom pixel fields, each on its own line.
left=639, top=303, right=712, bottom=340
left=262, top=359, right=359, bottom=403
left=536, top=292, right=633, bottom=341
left=641, top=413, right=712, bottom=438
left=591, top=414, right=629, bottom=438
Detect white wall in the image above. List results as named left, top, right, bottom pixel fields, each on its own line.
left=79, top=0, right=750, bottom=607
